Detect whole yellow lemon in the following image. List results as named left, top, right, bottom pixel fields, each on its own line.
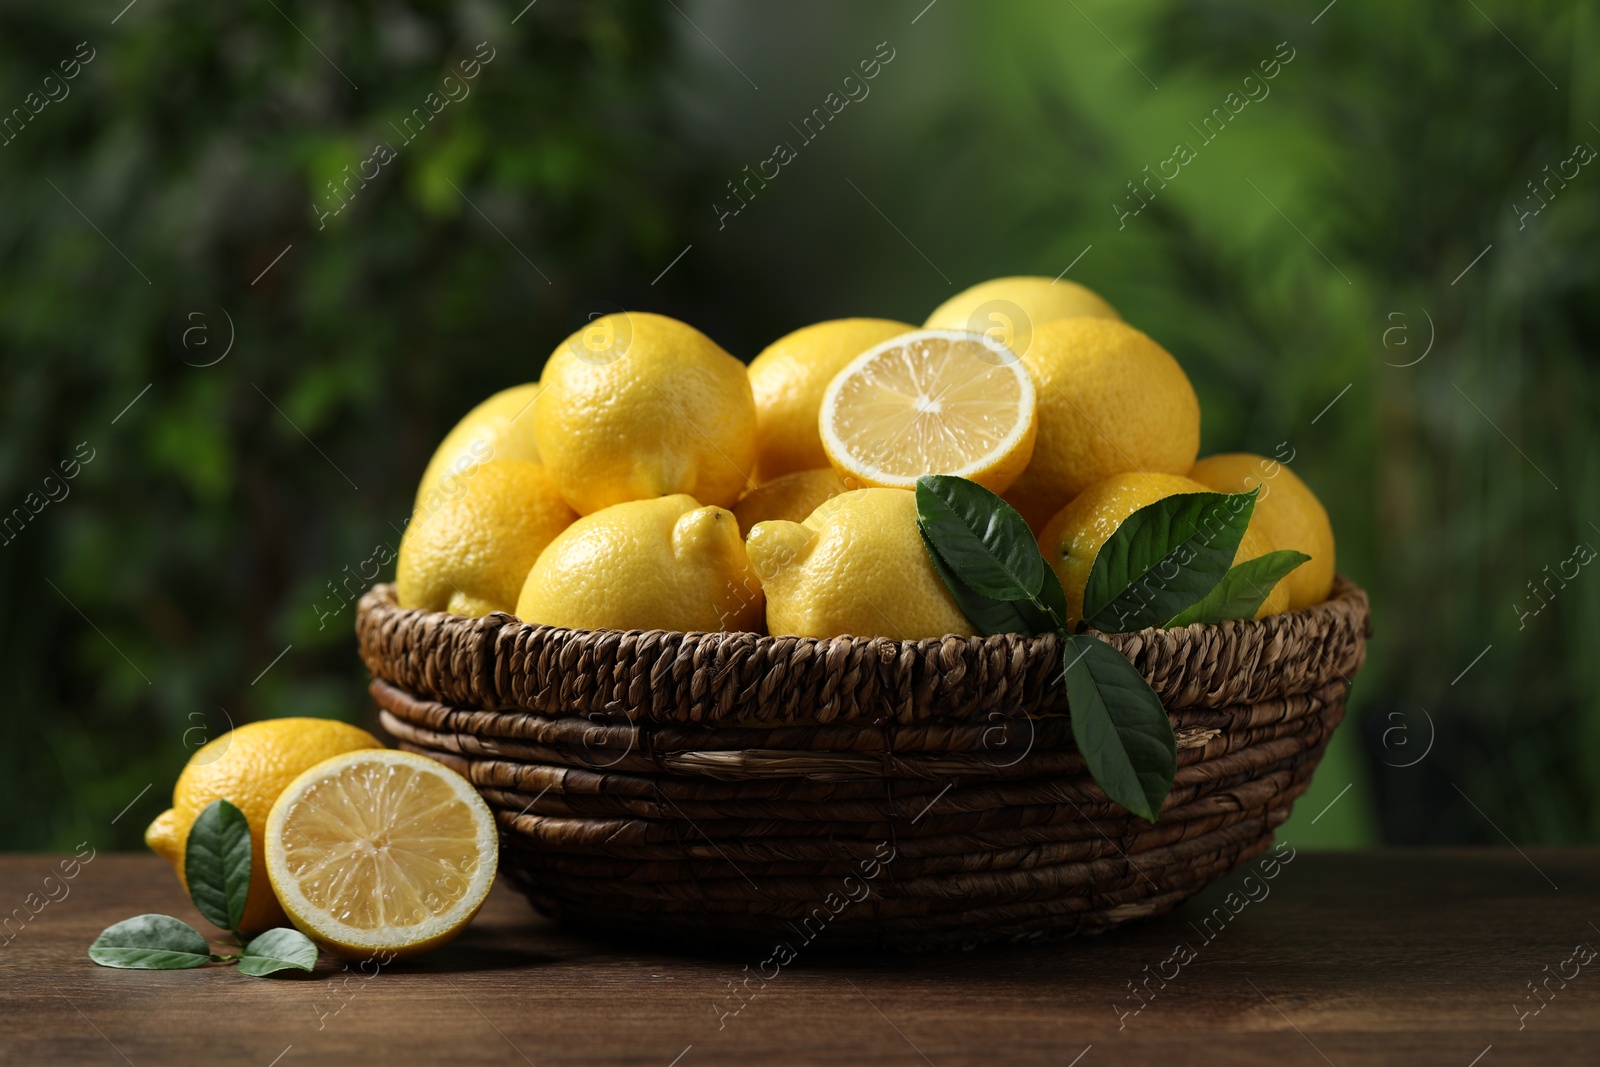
left=732, top=468, right=848, bottom=534
left=1190, top=453, right=1335, bottom=609
left=1037, top=472, right=1288, bottom=628
left=747, top=318, right=913, bottom=481
left=413, top=383, right=541, bottom=516
left=145, top=718, right=384, bottom=933
left=923, top=275, right=1120, bottom=360
left=536, top=312, right=756, bottom=514
left=746, top=487, right=976, bottom=640
left=515, top=494, right=763, bottom=633
left=397, top=460, right=577, bottom=617
left=1004, top=317, right=1201, bottom=532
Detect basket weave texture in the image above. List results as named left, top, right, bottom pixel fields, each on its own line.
left=357, top=578, right=1370, bottom=951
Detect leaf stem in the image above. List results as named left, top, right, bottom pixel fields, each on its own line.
left=1029, top=594, right=1067, bottom=632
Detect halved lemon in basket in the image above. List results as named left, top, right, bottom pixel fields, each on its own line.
left=264, top=748, right=498, bottom=960
left=818, top=329, right=1037, bottom=492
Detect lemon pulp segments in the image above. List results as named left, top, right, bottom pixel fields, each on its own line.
left=819, top=330, right=1035, bottom=491
left=267, top=750, right=497, bottom=957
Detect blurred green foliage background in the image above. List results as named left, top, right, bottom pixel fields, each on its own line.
left=1, top=0, right=1595, bottom=852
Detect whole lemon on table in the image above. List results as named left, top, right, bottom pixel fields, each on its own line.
left=516, top=494, right=763, bottom=633
left=732, top=468, right=847, bottom=534
left=1190, top=453, right=1335, bottom=609
left=1037, top=472, right=1288, bottom=628
left=145, top=718, right=384, bottom=934
left=746, top=487, right=976, bottom=640
left=413, top=383, right=541, bottom=516
left=397, top=459, right=577, bottom=617
left=923, top=275, right=1120, bottom=359
left=1003, top=317, right=1201, bottom=532
left=747, top=318, right=913, bottom=481
left=536, top=312, right=756, bottom=514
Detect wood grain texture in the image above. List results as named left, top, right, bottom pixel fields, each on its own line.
left=2, top=849, right=1597, bottom=1066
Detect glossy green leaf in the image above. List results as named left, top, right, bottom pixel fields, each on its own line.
left=236, top=928, right=319, bottom=977
left=1037, top=562, right=1070, bottom=628
left=914, top=475, right=1044, bottom=600
left=1083, top=489, right=1258, bottom=633
left=921, top=537, right=1057, bottom=637
left=1062, top=634, right=1176, bottom=822
left=88, top=914, right=212, bottom=970
left=1168, top=550, right=1311, bottom=627
left=185, top=798, right=252, bottom=932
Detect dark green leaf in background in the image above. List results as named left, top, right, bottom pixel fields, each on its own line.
left=1168, top=550, right=1311, bottom=627
left=1062, top=634, right=1177, bottom=822
left=88, top=914, right=213, bottom=970
left=236, top=928, right=319, bottom=977
left=1083, top=490, right=1258, bottom=633
left=184, top=799, right=252, bottom=932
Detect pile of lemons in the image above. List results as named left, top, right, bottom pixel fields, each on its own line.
left=398, top=276, right=1335, bottom=640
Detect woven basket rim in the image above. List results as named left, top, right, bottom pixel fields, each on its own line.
left=357, top=577, right=1369, bottom=726
left=361, top=575, right=1366, bottom=653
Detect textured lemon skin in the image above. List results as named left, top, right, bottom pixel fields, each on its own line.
left=536, top=312, right=756, bottom=514
left=144, top=719, right=384, bottom=934
left=747, top=318, right=914, bottom=482
left=732, top=468, right=847, bottom=534
left=1003, top=317, right=1201, bottom=532
left=923, top=276, right=1120, bottom=344
left=515, top=494, right=763, bottom=633
left=1037, top=472, right=1289, bottom=628
left=1190, top=453, right=1335, bottom=609
left=397, top=460, right=577, bottom=617
left=413, top=383, right=542, bottom=515
left=264, top=749, right=498, bottom=961
left=747, top=488, right=977, bottom=640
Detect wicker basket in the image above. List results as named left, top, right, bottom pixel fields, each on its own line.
left=357, top=578, right=1369, bottom=951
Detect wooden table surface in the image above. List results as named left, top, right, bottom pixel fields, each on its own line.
left=3, top=849, right=1597, bottom=1066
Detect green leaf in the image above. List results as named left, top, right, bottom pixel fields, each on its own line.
left=914, top=475, right=1044, bottom=601
left=1168, top=550, right=1311, bottom=627
left=88, top=914, right=213, bottom=970
left=1038, top=560, right=1070, bottom=627
left=921, top=537, right=1057, bottom=636
left=185, top=798, right=252, bottom=932
left=1082, top=489, right=1258, bottom=633
left=236, top=928, right=319, bottom=977
left=1062, top=634, right=1176, bottom=822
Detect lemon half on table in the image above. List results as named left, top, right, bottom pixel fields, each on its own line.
left=264, top=749, right=498, bottom=960
left=818, top=329, right=1037, bottom=493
